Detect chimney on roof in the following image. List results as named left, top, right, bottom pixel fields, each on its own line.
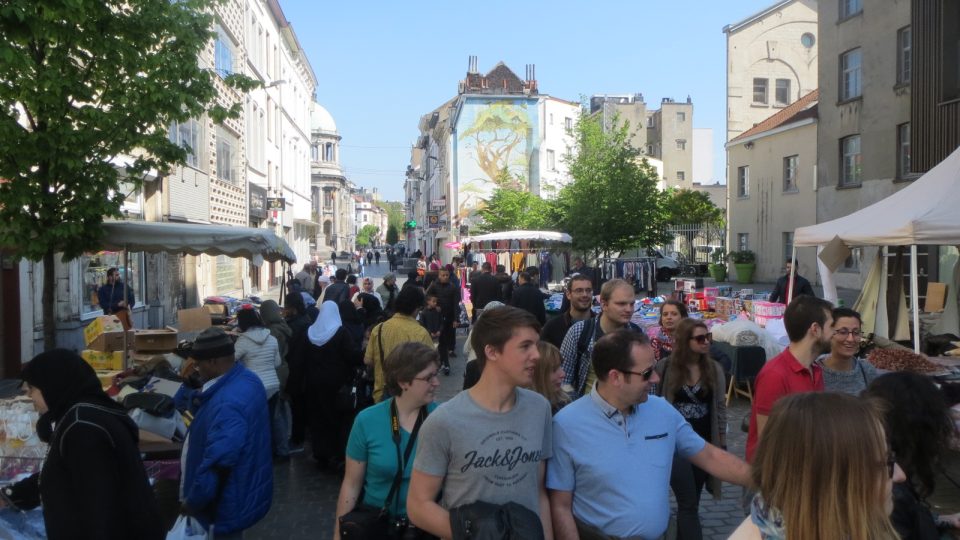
left=468, top=55, right=478, bottom=74
left=687, top=95, right=692, bottom=103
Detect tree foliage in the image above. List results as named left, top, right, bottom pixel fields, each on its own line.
left=356, top=224, right=379, bottom=248
left=663, top=188, right=724, bottom=225
left=377, top=200, right=405, bottom=234
left=0, top=0, right=255, bottom=347
left=557, top=113, right=670, bottom=255
left=475, top=169, right=558, bottom=233
left=385, top=224, right=399, bottom=245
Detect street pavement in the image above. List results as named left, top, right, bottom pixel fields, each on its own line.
left=248, top=259, right=753, bottom=539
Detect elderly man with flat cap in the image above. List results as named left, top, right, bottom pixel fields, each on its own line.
left=179, top=327, right=273, bottom=539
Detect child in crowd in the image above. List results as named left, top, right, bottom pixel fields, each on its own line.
left=420, top=294, right=443, bottom=345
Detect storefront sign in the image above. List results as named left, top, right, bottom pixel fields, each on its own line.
left=430, top=198, right=446, bottom=210
left=267, top=197, right=286, bottom=211
left=427, top=214, right=440, bottom=229
left=249, top=185, right=267, bottom=220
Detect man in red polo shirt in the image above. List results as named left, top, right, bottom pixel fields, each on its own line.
left=745, top=295, right=835, bottom=462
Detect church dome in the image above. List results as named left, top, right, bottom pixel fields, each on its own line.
left=311, top=102, right=337, bottom=133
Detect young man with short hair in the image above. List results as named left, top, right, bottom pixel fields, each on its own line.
left=746, top=295, right=835, bottom=461
left=560, top=278, right=640, bottom=398
left=541, top=273, right=594, bottom=349
left=425, top=268, right=461, bottom=375
left=408, top=307, right=554, bottom=538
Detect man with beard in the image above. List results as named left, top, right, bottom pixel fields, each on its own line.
left=540, top=273, right=594, bottom=350
left=745, top=295, right=834, bottom=462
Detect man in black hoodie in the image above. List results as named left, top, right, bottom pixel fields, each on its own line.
left=425, top=267, right=461, bottom=375
left=511, top=268, right=547, bottom=326
left=468, top=262, right=501, bottom=322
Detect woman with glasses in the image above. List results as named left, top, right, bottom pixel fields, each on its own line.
left=647, top=299, right=689, bottom=362
left=864, top=372, right=960, bottom=539
left=654, top=318, right=727, bottom=540
left=731, top=392, right=904, bottom=539
left=334, top=342, right=440, bottom=539
left=816, top=307, right=879, bottom=395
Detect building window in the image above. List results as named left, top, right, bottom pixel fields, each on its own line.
left=676, top=171, right=685, bottom=181
left=168, top=118, right=202, bottom=169
left=676, top=139, right=686, bottom=150
left=840, top=48, right=862, bottom=101
left=311, top=144, right=319, bottom=162
left=753, top=78, right=768, bottom=104
left=214, top=25, right=234, bottom=78
left=843, top=248, right=862, bottom=272
left=801, top=32, right=816, bottom=49
left=737, top=233, right=749, bottom=252
left=676, top=111, right=686, bottom=122
left=549, top=113, right=554, bottom=125
left=564, top=117, right=573, bottom=130
left=897, top=123, right=911, bottom=179
left=82, top=252, right=145, bottom=318
left=216, top=126, right=239, bottom=184
left=775, top=79, right=791, bottom=105
left=266, top=97, right=274, bottom=142
left=246, top=103, right=264, bottom=171
left=546, top=149, right=556, bottom=171
left=897, top=26, right=911, bottom=85
left=783, top=155, right=799, bottom=192
left=783, top=232, right=794, bottom=263
left=840, top=135, right=862, bottom=186
left=648, top=116, right=656, bottom=128
left=737, top=166, right=749, bottom=198
left=840, top=0, right=862, bottom=19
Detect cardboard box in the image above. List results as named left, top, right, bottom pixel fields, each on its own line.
left=926, top=282, right=947, bottom=312
left=82, top=349, right=125, bottom=370
left=88, top=330, right=135, bottom=353
left=133, top=327, right=179, bottom=353
left=176, top=307, right=212, bottom=333
left=83, top=316, right=124, bottom=346
left=95, top=370, right=123, bottom=388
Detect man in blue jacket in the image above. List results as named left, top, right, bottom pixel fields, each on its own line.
left=180, top=327, right=273, bottom=539
left=97, top=267, right=136, bottom=329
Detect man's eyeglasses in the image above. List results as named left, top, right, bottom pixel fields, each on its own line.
left=834, top=328, right=863, bottom=339
left=413, top=372, right=440, bottom=383
left=691, top=333, right=712, bottom=344
left=619, top=365, right=655, bottom=381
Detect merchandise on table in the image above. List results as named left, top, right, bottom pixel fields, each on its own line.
left=867, top=348, right=946, bottom=374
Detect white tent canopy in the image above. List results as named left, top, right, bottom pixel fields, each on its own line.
left=795, top=145, right=960, bottom=247
left=101, top=221, right=296, bottom=265
left=465, top=230, right=572, bottom=244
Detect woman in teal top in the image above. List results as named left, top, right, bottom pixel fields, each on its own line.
left=335, top=341, right=440, bottom=538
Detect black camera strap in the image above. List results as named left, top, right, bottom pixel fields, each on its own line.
left=383, top=399, right=427, bottom=516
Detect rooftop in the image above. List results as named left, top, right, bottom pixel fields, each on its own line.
left=729, top=89, right=818, bottom=144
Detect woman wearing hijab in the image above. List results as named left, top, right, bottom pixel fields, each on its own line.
left=2, top=349, right=164, bottom=539
left=284, top=292, right=312, bottom=448
left=307, top=301, right=363, bottom=472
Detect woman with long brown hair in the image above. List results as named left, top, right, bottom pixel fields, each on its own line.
left=528, top=341, right=570, bottom=414
left=731, top=392, right=904, bottom=539
left=646, top=299, right=688, bottom=362
left=653, top=317, right=725, bottom=540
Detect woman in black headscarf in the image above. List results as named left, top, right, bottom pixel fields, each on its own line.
left=2, top=349, right=164, bottom=539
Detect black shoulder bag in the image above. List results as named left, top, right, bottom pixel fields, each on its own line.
left=339, top=401, right=430, bottom=540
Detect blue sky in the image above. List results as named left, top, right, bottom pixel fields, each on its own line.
left=279, top=0, right=778, bottom=201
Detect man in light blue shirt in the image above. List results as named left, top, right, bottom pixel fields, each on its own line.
left=548, top=330, right=750, bottom=540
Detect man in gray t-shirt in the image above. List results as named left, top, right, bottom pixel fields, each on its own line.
left=408, top=307, right=554, bottom=538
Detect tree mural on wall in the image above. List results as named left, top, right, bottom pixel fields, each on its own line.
left=458, top=101, right=532, bottom=217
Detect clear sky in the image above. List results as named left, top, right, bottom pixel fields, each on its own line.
left=279, top=0, right=778, bottom=202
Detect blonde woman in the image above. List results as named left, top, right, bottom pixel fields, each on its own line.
left=528, top=341, right=570, bottom=414
left=731, top=392, right=905, bottom=540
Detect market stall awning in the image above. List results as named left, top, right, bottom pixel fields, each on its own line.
left=100, top=221, right=296, bottom=265
left=465, top=230, right=572, bottom=244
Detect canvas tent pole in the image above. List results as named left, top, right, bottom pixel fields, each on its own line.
left=123, top=248, right=130, bottom=368
left=788, top=246, right=798, bottom=304
left=910, top=245, right=920, bottom=353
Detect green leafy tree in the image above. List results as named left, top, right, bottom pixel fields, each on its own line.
left=356, top=224, right=379, bottom=248
left=475, top=169, right=558, bottom=233
left=385, top=224, right=399, bottom=246
left=663, top=188, right=725, bottom=262
left=377, top=200, right=405, bottom=233
left=0, top=0, right=256, bottom=347
left=558, top=113, right=670, bottom=256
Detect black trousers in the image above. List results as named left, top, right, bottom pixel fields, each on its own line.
left=438, top=315, right=456, bottom=366
left=671, top=453, right=709, bottom=540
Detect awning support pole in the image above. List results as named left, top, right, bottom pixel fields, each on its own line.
left=788, top=246, right=798, bottom=304
left=910, top=245, right=921, bottom=353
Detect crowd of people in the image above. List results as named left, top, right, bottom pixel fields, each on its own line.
left=5, top=251, right=960, bottom=540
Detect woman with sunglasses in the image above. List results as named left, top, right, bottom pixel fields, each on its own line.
left=864, top=372, right=960, bottom=539
left=730, top=392, right=904, bottom=539
left=815, top=307, right=879, bottom=395
left=653, top=318, right=726, bottom=540
left=334, top=342, right=440, bottom=539
left=647, top=299, right=688, bottom=362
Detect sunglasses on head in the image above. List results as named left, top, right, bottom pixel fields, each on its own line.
left=691, top=333, right=712, bottom=344
left=620, top=365, right=655, bottom=381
